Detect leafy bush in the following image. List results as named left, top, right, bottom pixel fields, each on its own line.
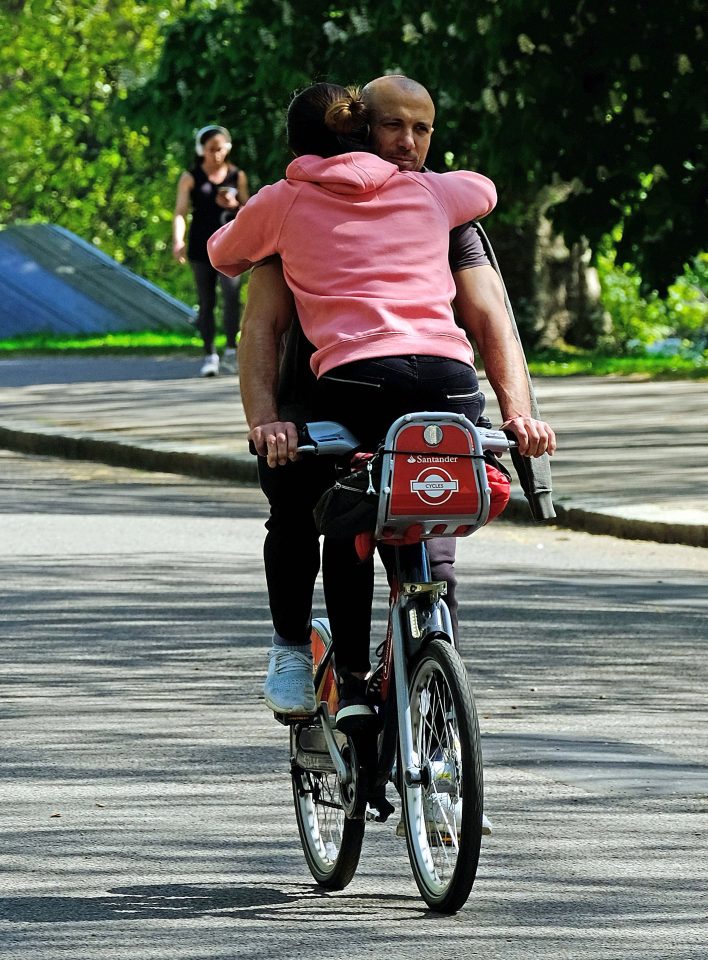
left=597, top=248, right=707, bottom=351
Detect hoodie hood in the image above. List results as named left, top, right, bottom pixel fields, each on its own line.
left=285, top=152, right=400, bottom=195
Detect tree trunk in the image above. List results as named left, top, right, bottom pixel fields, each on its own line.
left=485, top=210, right=609, bottom=350
left=533, top=213, right=610, bottom=349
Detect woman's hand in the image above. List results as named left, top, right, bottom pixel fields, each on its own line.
left=172, top=240, right=187, bottom=264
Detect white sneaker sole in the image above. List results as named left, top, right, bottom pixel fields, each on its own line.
left=395, top=813, right=493, bottom=838
left=263, top=694, right=316, bottom=715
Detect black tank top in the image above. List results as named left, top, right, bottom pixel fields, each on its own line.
left=187, top=163, right=240, bottom=261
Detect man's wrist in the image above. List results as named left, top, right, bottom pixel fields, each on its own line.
left=248, top=415, right=280, bottom=431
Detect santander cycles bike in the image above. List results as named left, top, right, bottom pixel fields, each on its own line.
left=275, top=411, right=515, bottom=912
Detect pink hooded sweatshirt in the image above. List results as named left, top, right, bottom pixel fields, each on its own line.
left=208, top=152, right=496, bottom=377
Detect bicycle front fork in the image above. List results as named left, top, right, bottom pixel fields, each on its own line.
left=392, top=582, right=452, bottom=788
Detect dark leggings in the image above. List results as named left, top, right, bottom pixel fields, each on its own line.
left=190, top=260, right=241, bottom=354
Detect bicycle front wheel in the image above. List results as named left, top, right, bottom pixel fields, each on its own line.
left=401, top=638, right=483, bottom=912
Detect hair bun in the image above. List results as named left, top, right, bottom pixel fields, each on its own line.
left=325, top=86, right=368, bottom=136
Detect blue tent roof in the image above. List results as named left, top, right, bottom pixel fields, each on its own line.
left=0, top=224, right=194, bottom=338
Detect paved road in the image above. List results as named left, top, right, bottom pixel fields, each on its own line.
left=2, top=451, right=706, bottom=958
left=1, top=356, right=707, bottom=546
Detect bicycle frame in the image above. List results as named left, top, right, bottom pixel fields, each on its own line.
left=388, top=544, right=453, bottom=788
left=299, top=541, right=452, bottom=804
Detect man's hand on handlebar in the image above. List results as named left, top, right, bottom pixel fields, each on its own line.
left=499, top=415, right=557, bottom=459
left=249, top=421, right=300, bottom=467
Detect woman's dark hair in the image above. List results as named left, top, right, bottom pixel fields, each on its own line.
left=287, top=83, right=370, bottom=158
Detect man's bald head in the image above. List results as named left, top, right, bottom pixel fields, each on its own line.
left=362, top=75, right=435, bottom=118
left=361, top=75, right=435, bottom=171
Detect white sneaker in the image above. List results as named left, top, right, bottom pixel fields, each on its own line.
left=221, top=348, right=237, bottom=374
left=395, top=810, right=493, bottom=839
left=199, top=353, right=219, bottom=377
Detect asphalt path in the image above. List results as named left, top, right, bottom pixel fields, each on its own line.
left=1, top=451, right=707, bottom=959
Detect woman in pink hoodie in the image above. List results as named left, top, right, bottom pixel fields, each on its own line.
left=209, top=83, right=496, bottom=725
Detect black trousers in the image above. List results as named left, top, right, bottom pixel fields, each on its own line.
left=312, top=356, right=484, bottom=671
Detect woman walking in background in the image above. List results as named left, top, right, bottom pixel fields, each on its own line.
left=172, top=124, right=250, bottom=376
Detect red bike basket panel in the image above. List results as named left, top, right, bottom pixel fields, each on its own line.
left=387, top=423, right=483, bottom=520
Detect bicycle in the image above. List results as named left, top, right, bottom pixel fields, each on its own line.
left=277, top=411, right=515, bottom=912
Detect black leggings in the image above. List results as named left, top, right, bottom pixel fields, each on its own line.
left=190, top=260, right=241, bottom=354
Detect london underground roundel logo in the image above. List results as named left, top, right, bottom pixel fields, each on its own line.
left=410, top=467, right=459, bottom=505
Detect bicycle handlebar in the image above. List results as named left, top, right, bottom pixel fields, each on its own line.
left=296, top=420, right=517, bottom=456
left=248, top=418, right=518, bottom=458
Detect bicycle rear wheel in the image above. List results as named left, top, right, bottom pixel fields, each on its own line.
left=290, top=619, right=364, bottom=888
left=291, top=737, right=365, bottom=889
left=401, top=637, right=483, bottom=912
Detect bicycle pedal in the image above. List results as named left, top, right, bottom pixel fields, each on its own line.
left=272, top=711, right=315, bottom=726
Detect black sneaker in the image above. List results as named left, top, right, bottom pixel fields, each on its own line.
left=335, top=673, right=376, bottom=733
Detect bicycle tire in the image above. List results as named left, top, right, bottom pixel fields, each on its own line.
left=290, top=616, right=364, bottom=889
left=290, top=619, right=365, bottom=890
left=401, top=637, right=483, bottom=912
left=290, top=735, right=365, bottom=889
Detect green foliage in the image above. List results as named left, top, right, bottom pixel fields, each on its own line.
left=0, top=0, right=193, bottom=302
left=526, top=349, right=707, bottom=379
left=0, top=330, right=201, bottom=353
left=597, top=249, right=707, bottom=350
left=124, top=1, right=493, bottom=192
left=671, top=254, right=708, bottom=340
left=470, top=0, right=706, bottom=294
left=2, top=0, right=704, bottom=318
left=125, top=0, right=705, bottom=296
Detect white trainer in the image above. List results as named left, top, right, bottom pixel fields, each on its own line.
left=395, top=810, right=493, bottom=839
left=221, top=348, right=237, bottom=374
left=199, top=353, right=220, bottom=377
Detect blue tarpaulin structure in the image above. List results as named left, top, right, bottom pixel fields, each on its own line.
left=0, top=223, right=194, bottom=338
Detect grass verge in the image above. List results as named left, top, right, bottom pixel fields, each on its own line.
left=525, top=348, right=708, bottom=379
left=0, top=330, right=202, bottom=353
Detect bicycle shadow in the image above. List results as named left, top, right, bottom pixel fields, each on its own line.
left=0, top=881, right=427, bottom=924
